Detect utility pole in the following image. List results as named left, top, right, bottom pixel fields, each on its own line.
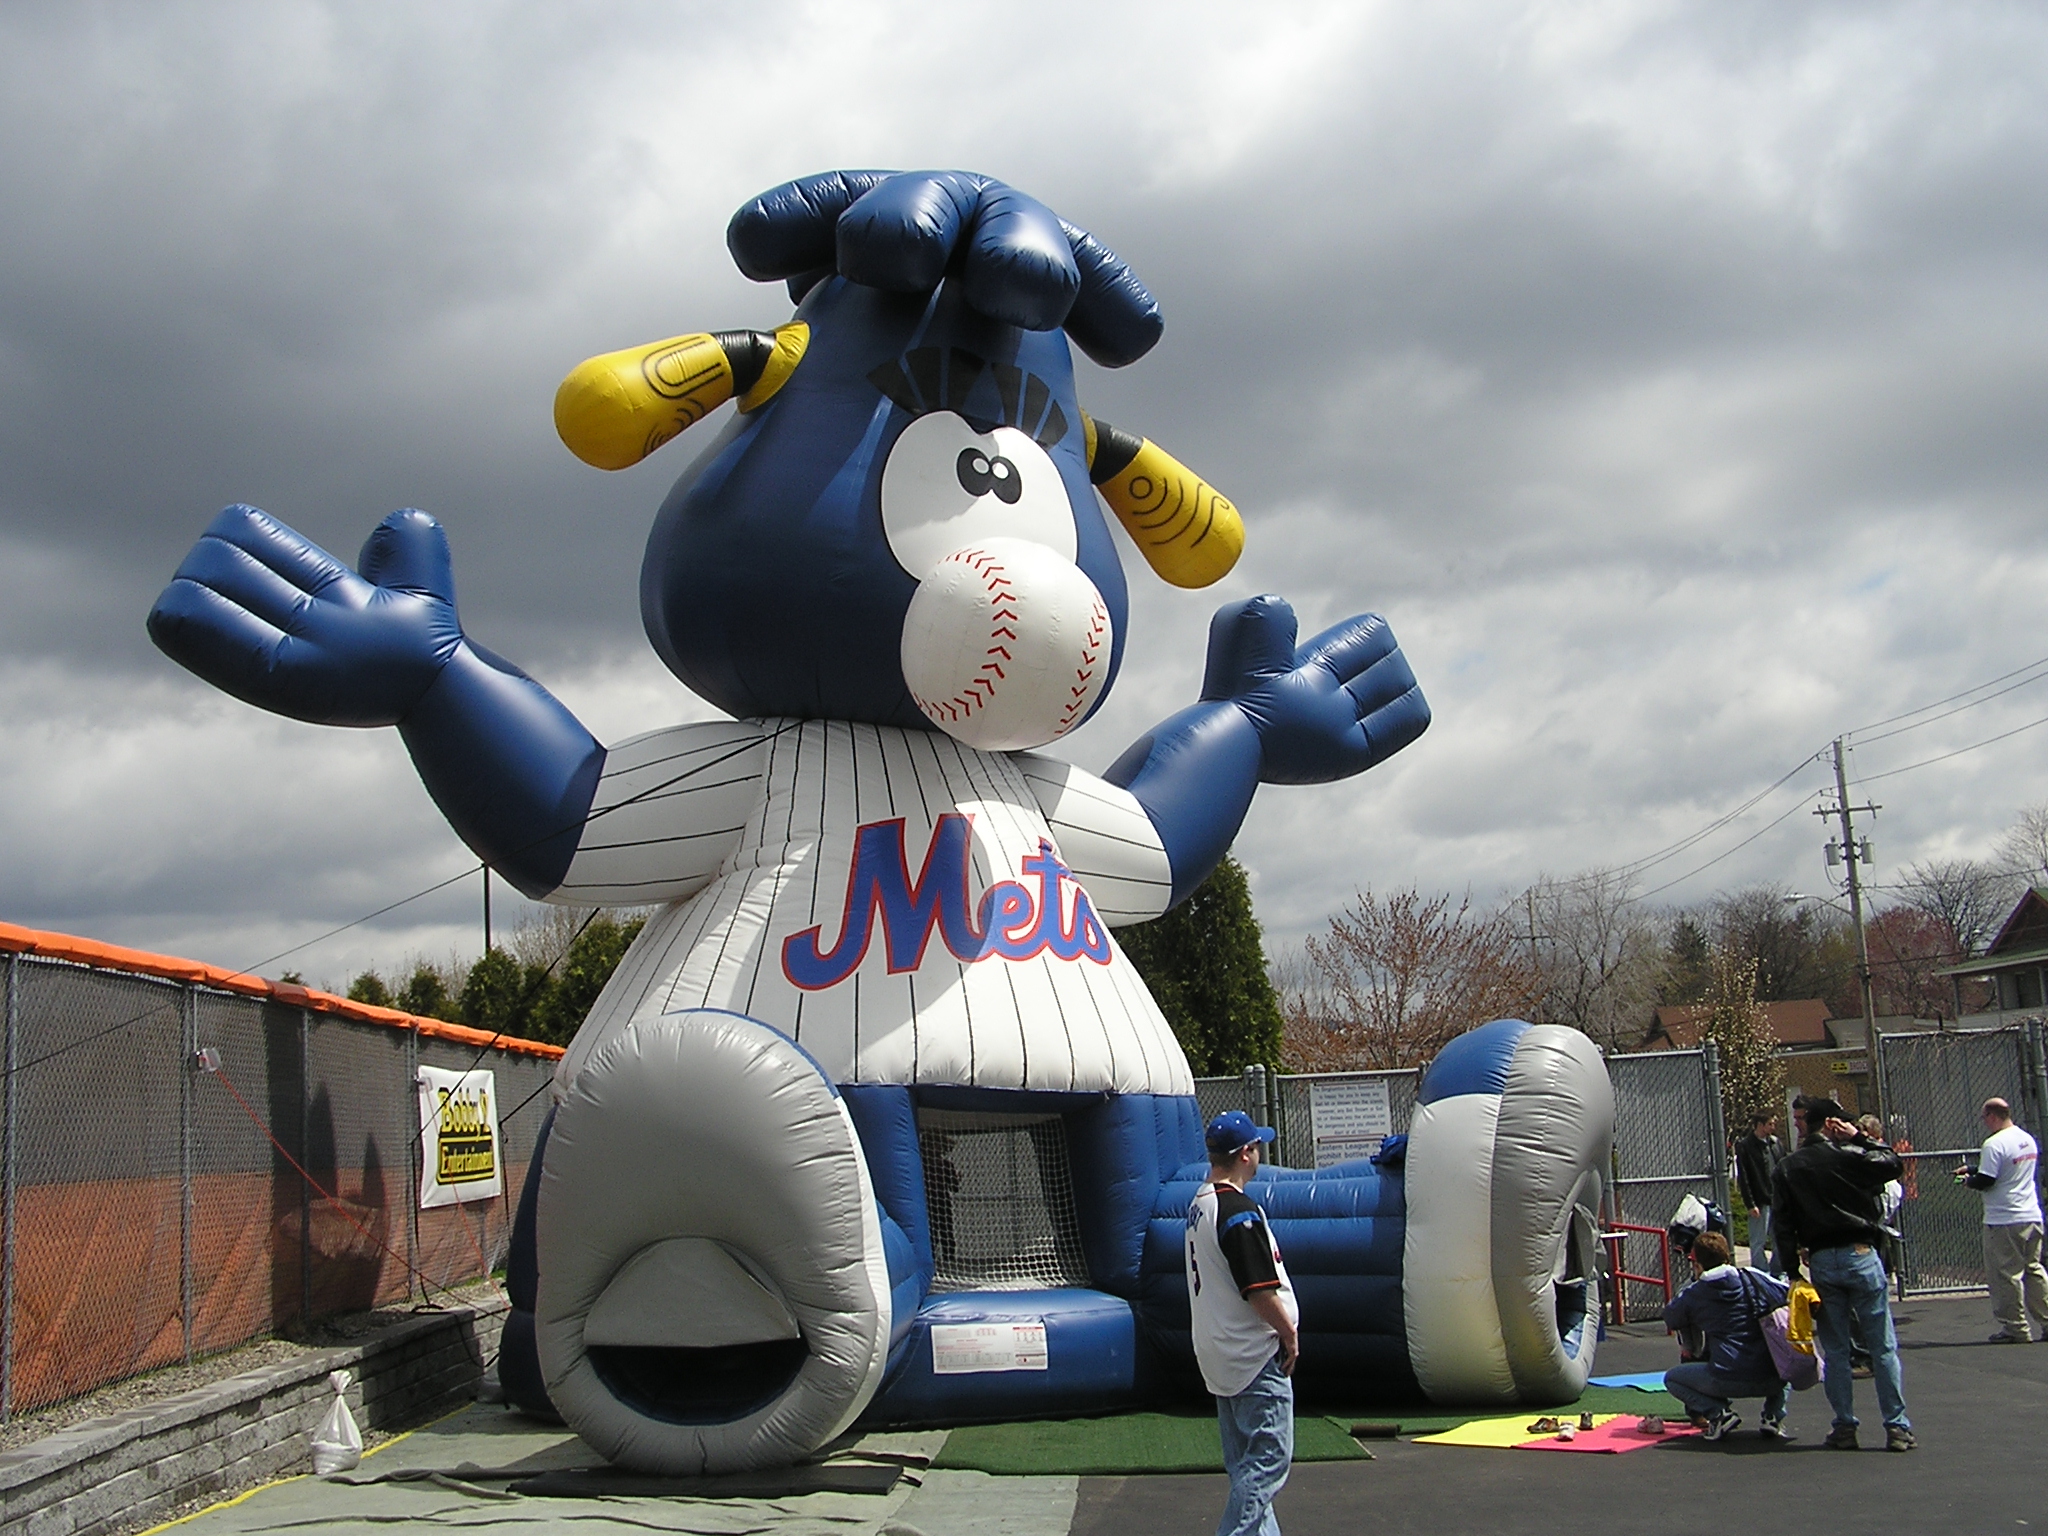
left=482, top=864, right=493, bottom=955
left=1816, top=737, right=1882, bottom=1122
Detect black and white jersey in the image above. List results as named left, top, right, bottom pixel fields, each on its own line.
left=1185, top=1179, right=1297, bottom=1397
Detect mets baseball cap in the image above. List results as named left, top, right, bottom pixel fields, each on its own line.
left=1205, top=1111, right=1277, bottom=1157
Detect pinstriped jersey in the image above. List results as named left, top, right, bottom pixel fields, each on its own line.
left=554, top=717, right=1190, bottom=1096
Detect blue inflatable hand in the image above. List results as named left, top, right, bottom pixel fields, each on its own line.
left=726, top=169, right=1163, bottom=367
left=1201, top=596, right=1430, bottom=785
left=148, top=505, right=465, bottom=727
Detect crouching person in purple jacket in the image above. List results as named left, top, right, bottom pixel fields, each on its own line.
left=1663, top=1231, right=1793, bottom=1443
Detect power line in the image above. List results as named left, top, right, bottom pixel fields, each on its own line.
left=1637, top=793, right=1818, bottom=900
left=1852, top=709, right=2048, bottom=787
left=1626, top=660, right=2048, bottom=903
left=1614, top=752, right=1825, bottom=880
left=1845, top=651, right=2048, bottom=738
left=9, top=724, right=791, bottom=1081
left=1850, top=664, right=2048, bottom=747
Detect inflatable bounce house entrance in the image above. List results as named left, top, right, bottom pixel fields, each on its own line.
left=147, top=170, right=1614, bottom=1473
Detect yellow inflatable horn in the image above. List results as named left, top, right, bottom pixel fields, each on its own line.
left=1083, top=414, right=1244, bottom=589
left=555, top=323, right=809, bottom=471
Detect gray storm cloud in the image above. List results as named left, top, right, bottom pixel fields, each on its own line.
left=3, top=1, right=2046, bottom=977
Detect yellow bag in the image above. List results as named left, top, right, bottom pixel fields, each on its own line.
left=1786, top=1280, right=1821, bottom=1356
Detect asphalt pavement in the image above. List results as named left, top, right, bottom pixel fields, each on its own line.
left=1069, top=1293, right=2046, bottom=1536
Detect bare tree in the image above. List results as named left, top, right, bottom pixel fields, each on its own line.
left=1712, top=883, right=1856, bottom=1010
left=1865, top=904, right=1971, bottom=1021
left=1281, top=888, right=1540, bottom=1072
left=1996, top=803, right=2048, bottom=888
left=1526, top=868, right=1664, bottom=1052
left=1897, top=858, right=2020, bottom=958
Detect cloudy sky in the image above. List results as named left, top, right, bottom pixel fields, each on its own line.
left=4, top=0, right=2047, bottom=989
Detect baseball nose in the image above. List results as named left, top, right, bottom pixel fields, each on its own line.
left=899, top=538, right=1113, bottom=753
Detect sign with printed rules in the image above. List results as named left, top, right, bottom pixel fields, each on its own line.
left=1310, top=1077, right=1393, bottom=1168
left=930, top=1322, right=1048, bottom=1374
left=416, top=1066, right=503, bottom=1207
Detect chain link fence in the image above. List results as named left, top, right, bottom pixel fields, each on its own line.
left=0, top=950, right=559, bottom=1421
left=1877, top=1021, right=2048, bottom=1296
left=1195, top=1066, right=1422, bottom=1171
left=14, top=933, right=2038, bottom=1421
left=1606, top=1047, right=1726, bottom=1318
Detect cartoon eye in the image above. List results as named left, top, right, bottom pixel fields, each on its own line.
left=956, top=448, right=1024, bottom=505
left=881, top=412, right=1075, bottom=577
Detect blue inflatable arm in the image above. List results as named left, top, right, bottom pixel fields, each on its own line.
left=147, top=505, right=604, bottom=897
left=1104, top=596, right=1429, bottom=904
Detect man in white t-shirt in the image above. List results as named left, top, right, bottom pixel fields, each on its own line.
left=1187, top=1111, right=1299, bottom=1536
left=1959, top=1097, right=2048, bottom=1343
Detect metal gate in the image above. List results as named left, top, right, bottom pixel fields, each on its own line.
left=1877, top=1022, right=2048, bottom=1296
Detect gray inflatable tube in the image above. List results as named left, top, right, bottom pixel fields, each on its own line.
left=1402, top=1020, right=1614, bottom=1404
left=535, top=1009, right=892, bottom=1472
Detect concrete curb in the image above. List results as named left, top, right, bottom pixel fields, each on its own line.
left=0, top=1299, right=507, bottom=1536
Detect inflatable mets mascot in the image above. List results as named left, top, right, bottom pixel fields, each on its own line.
left=149, top=171, right=1613, bottom=1472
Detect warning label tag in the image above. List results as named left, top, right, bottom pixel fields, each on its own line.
left=930, top=1321, right=1049, bottom=1374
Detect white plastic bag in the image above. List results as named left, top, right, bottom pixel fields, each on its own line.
left=311, top=1369, right=363, bottom=1475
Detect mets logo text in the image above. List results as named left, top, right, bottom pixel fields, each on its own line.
left=782, top=815, right=1112, bottom=990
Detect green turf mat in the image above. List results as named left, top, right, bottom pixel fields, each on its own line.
left=931, top=1410, right=1370, bottom=1475
left=928, top=1384, right=1689, bottom=1475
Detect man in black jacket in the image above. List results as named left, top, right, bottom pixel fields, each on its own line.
left=1773, top=1095, right=1914, bottom=1452
left=1734, top=1110, right=1786, bottom=1276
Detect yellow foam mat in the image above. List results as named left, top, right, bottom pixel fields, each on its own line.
left=1414, top=1412, right=1625, bottom=1448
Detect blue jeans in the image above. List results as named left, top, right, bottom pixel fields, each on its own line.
left=1809, top=1243, right=1910, bottom=1432
left=1750, top=1206, right=1783, bottom=1276
left=1664, top=1360, right=1789, bottom=1423
left=1216, top=1355, right=1293, bottom=1536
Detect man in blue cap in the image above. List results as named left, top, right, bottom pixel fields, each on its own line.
left=1186, top=1110, right=1298, bottom=1536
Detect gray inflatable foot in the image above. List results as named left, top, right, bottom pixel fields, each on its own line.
left=535, top=1009, right=892, bottom=1472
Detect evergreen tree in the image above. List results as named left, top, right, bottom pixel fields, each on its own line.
left=1117, top=854, right=1282, bottom=1075
left=394, top=965, right=457, bottom=1021
left=529, top=914, right=648, bottom=1045
left=458, top=947, right=551, bottom=1037
left=347, top=971, right=392, bottom=1007
left=1660, top=914, right=1712, bottom=1004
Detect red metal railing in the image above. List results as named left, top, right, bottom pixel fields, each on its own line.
left=1601, top=1221, right=1673, bottom=1325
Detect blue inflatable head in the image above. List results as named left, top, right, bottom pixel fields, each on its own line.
left=551, top=170, right=1240, bottom=740
left=642, top=272, right=1130, bottom=726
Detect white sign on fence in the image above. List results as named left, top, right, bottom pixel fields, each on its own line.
left=930, top=1322, right=1048, bottom=1374
left=416, top=1065, right=503, bottom=1207
left=1310, top=1077, right=1393, bottom=1168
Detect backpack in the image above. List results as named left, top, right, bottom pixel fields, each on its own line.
left=1740, top=1270, right=1821, bottom=1391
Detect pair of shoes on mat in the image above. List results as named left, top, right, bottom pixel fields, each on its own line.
left=1824, top=1425, right=1859, bottom=1450
left=1636, top=1416, right=1666, bottom=1434
left=1758, top=1417, right=1795, bottom=1442
left=1701, top=1409, right=1741, bottom=1442
left=1886, top=1426, right=1917, bottom=1452
left=1526, top=1417, right=1562, bottom=1434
